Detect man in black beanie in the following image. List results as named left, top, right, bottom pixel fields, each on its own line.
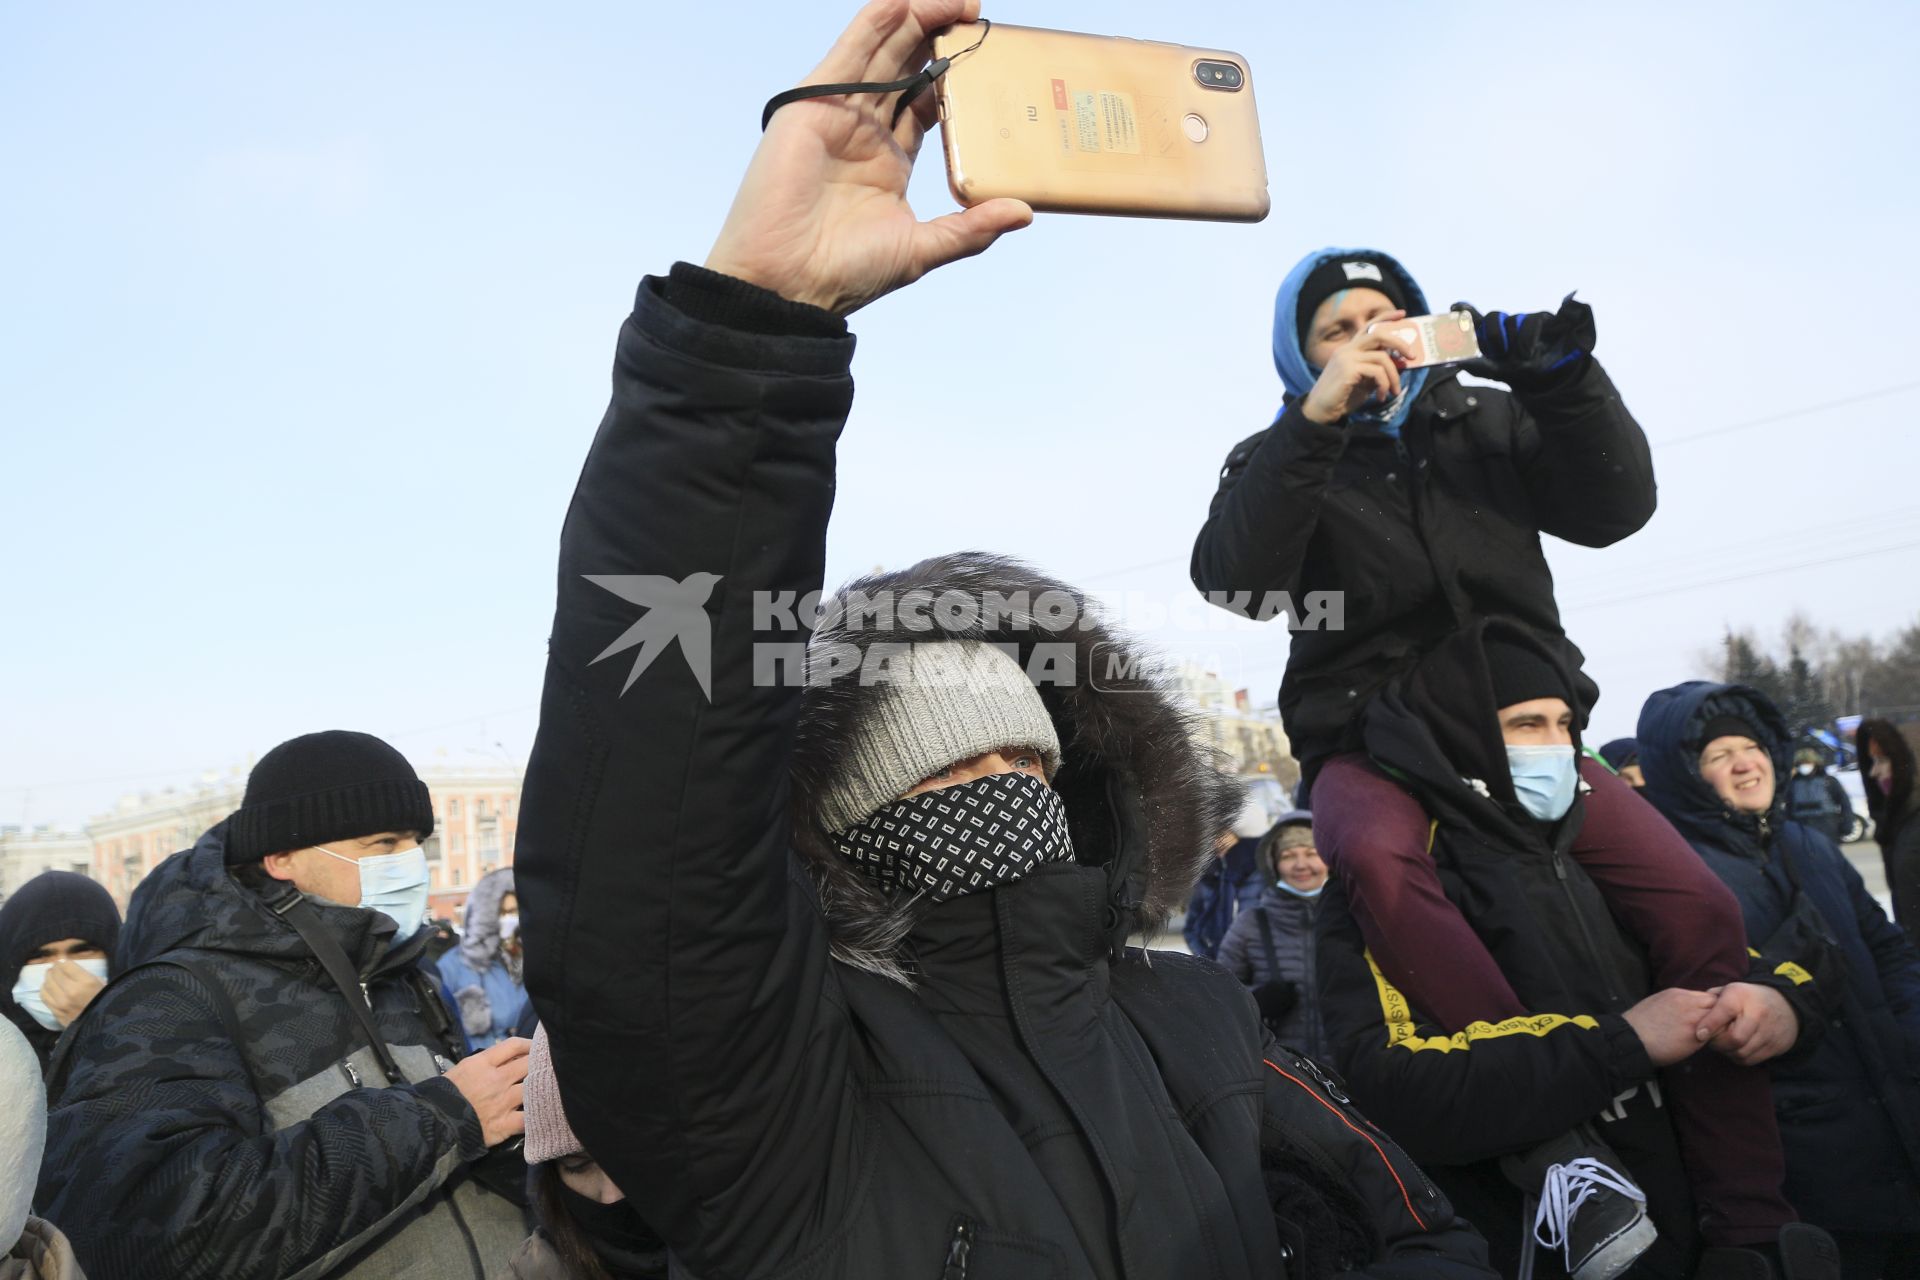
left=1313, top=619, right=1839, bottom=1280
left=36, top=729, right=532, bottom=1280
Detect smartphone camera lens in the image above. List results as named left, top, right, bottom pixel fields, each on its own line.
left=1194, top=60, right=1243, bottom=91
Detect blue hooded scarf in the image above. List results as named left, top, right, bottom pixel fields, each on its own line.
left=1272, top=246, right=1432, bottom=438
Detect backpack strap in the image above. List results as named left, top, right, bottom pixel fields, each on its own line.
left=266, top=888, right=409, bottom=1084
left=46, top=952, right=265, bottom=1127
left=1255, top=907, right=1282, bottom=985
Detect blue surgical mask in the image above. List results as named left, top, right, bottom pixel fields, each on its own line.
left=314, top=845, right=431, bottom=934
left=1274, top=881, right=1325, bottom=899
left=10, top=957, right=111, bottom=1031
left=1507, top=745, right=1579, bottom=822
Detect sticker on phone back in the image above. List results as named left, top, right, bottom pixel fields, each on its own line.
left=1059, top=86, right=1142, bottom=154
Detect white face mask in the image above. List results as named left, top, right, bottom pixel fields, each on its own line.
left=10, top=957, right=111, bottom=1031
left=1507, top=744, right=1580, bottom=822
left=1796, top=763, right=1816, bottom=776
left=313, top=844, right=431, bottom=933
left=498, top=913, right=520, bottom=940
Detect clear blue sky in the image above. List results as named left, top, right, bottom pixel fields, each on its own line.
left=4, top=1, right=1916, bottom=827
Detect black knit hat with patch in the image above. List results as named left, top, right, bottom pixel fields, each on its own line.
left=1295, top=255, right=1409, bottom=345
left=226, top=730, right=435, bottom=865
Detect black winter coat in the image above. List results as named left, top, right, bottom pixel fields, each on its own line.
left=1191, top=365, right=1655, bottom=773
left=1859, top=720, right=1920, bottom=939
left=36, top=823, right=529, bottom=1280
left=516, top=266, right=1495, bottom=1280
left=1638, top=683, right=1920, bottom=1233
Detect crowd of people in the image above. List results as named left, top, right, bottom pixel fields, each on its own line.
left=5, top=2, right=1920, bottom=1278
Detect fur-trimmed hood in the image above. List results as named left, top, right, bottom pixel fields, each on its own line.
left=458, top=867, right=516, bottom=974
left=788, top=552, right=1245, bottom=979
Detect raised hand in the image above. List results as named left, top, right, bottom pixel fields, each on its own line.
left=704, top=0, right=1032, bottom=315
left=1300, top=311, right=1416, bottom=424
left=40, top=958, right=107, bottom=1027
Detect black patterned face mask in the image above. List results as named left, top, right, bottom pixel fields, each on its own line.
left=832, top=770, right=1075, bottom=902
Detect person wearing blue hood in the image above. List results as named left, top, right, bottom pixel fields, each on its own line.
left=1638, top=683, right=1920, bottom=1279
left=1598, top=738, right=1646, bottom=791
left=1193, top=246, right=1654, bottom=780
left=437, top=867, right=529, bottom=1051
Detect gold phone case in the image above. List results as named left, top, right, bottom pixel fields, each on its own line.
left=931, top=22, right=1269, bottom=222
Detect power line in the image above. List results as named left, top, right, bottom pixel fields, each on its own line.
left=1564, top=537, right=1920, bottom=610
left=1656, top=380, right=1920, bottom=448
left=1069, top=380, right=1920, bottom=587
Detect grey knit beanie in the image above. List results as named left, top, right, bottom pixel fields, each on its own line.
left=1273, top=823, right=1316, bottom=853
left=819, top=640, right=1062, bottom=834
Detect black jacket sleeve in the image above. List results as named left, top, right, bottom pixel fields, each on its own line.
left=1317, top=893, right=1654, bottom=1166
left=37, top=966, right=481, bottom=1280
left=1742, top=939, right=1832, bottom=1067
left=515, top=266, right=858, bottom=1266
left=1507, top=361, right=1657, bottom=548
left=1191, top=402, right=1350, bottom=609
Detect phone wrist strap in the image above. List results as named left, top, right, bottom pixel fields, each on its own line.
left=761, top=20, right=990, bottom=132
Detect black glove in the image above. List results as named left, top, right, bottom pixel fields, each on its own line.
left=1453, top=292, right=1597, bottom=392
left=1253, top=979, right=1299, bottom=1024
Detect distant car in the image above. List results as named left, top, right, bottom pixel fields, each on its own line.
left=1836, top=768, right=1874, bottom=844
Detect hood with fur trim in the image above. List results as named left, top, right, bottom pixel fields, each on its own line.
left=458, top=866, right=516, bottom=974
left=788, top=553, right=1245, bottom=980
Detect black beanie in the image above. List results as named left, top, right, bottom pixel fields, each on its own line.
left=226, top=730, right=435, bottom=865
left=1295, top=255, right=1409, bottom=345
left=1484, top=634, right=1571, bottom=711
left=0, top=870, right=121, bottom=988
left=1697, top=714, right=1762, bottom=750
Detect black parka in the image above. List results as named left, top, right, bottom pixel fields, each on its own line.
left=516, top=266, right=1496, bottom=1280
left=1191, top=364, right=1655, bottom=773
left=36, top=824, right=528, bottom=1280
left=1638, top=684, right=1920, bottom=1233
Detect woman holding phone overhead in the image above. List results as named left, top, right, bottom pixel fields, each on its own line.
left=514, top=3, right=1500, bottom=1277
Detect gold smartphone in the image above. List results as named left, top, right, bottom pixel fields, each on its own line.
left=930, top=21, right=1269, bottom=222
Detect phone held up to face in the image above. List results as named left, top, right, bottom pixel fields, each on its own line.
left=930, top=21, right=1269, bottom=223
left=1365, top=311, right=1484, bottom=370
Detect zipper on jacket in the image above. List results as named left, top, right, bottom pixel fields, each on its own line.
left=1293, top=1052, right=1351, bottom=1105
left=941, top=1216, right=976, bottom=1280
left=1550, top=846, right=1624, bottom=1007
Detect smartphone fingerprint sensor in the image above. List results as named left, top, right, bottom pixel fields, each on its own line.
left=1182, top=113, right=1209, bottom=143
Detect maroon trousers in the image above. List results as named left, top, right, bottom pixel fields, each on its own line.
left=1315, top=753, right=1794, bottom=1247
